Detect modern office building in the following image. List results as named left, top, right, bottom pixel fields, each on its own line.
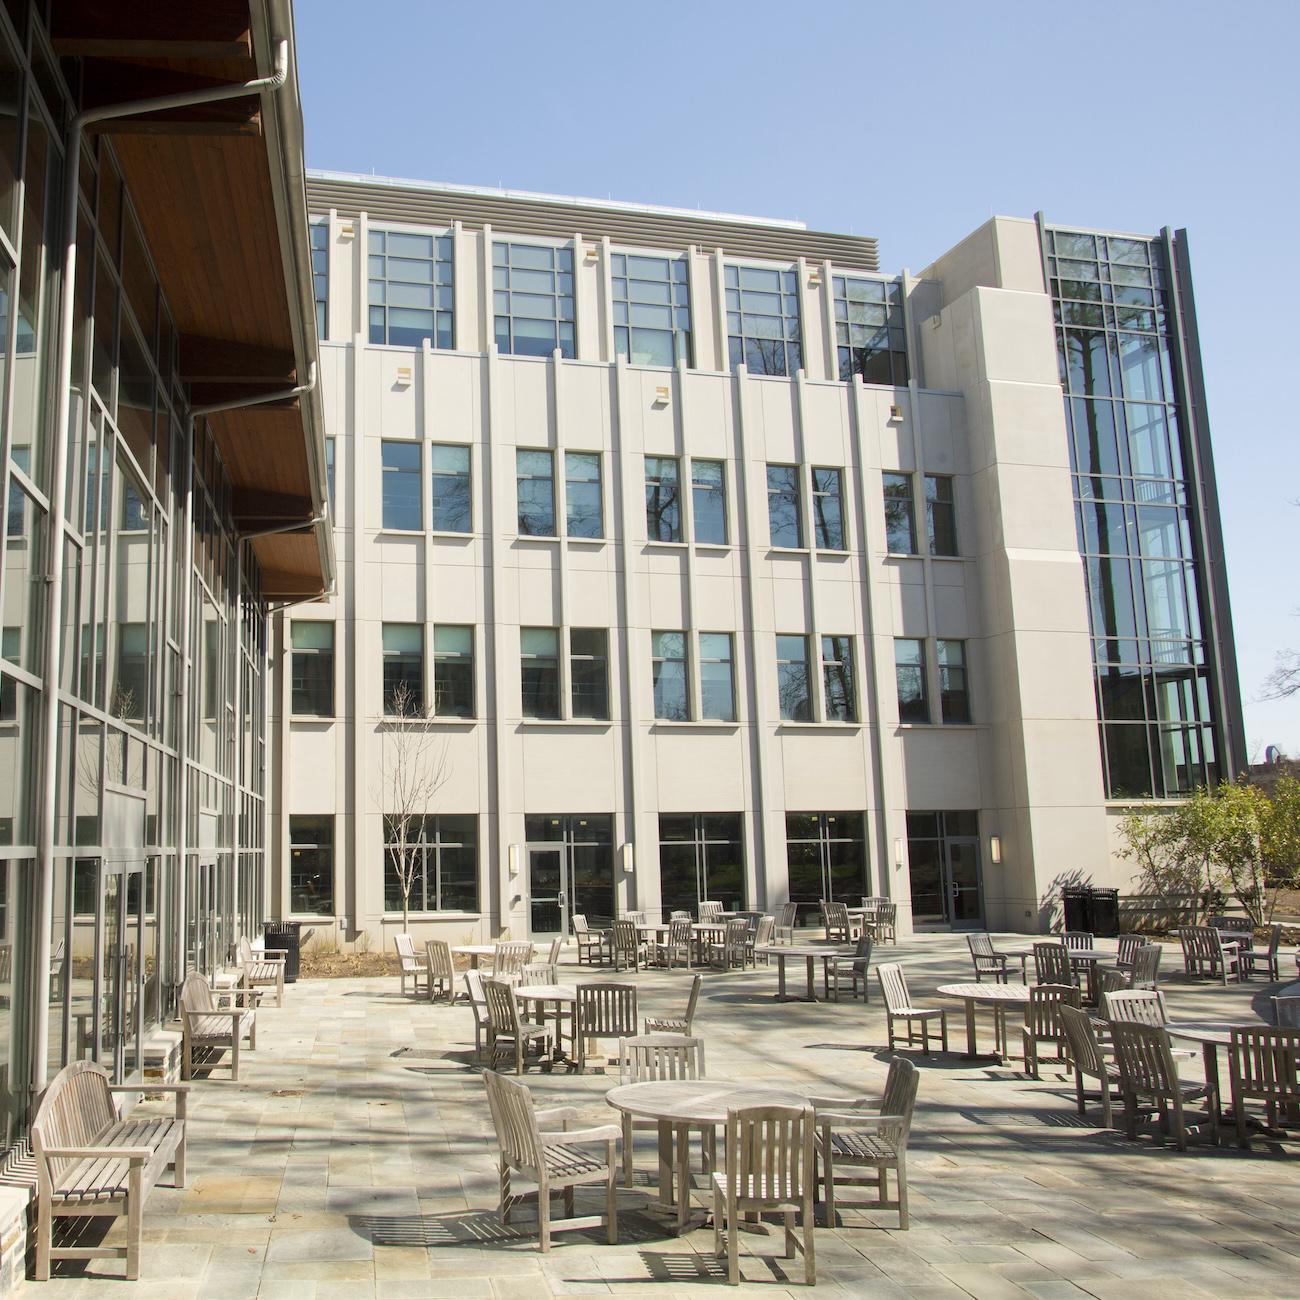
left=280, top=171, right=1243, bottom=951
left=0, top=0, right=329, bottom=1144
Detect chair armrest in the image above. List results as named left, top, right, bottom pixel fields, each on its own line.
left=540, top=1125, right=622, bottom=1145
left=534, top=1106, right=581, bottom=1127
left=816, top=1108, right=905, bottom=1127
left=214, top=988, right=259, bottom=1007
left=108, top=1083, right=192, bottom=1093
left=808, top=1094, right=875, bottom=1109
left=254, top=952, right=287, bottom=965
left=39, top=1145, right=152, bottom=1163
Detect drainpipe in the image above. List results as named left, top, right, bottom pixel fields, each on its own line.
left=191, top=360, right=316, bottom=419
left=32, top=42, right=292, bottom=1094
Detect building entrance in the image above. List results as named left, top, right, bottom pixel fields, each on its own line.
left=525, top=815, right=615, bottom=937
left=907, top=811, right=984, bottom=928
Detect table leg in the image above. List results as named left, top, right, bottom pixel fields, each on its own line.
left=962, top=1000, right=978, bottom=1058
left=675, top=1122, right=691, bottom=1233
left=657, top=1120, right=673, bottom=1206
left=805, top=956, right=816, bottom=1001
left=1203, top=1042, right=1221, bottom=1120
left=776, top=956, right=787, bottom=1000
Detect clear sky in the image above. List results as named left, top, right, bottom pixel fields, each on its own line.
left=297, top=0, right=1300, bottom=759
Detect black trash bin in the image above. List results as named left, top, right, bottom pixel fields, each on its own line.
left=1090, top=888, right=1120, bottom=938
left=1062, top=886, right=1093, bottom=933
left=263, top=922, right=303, bottom=983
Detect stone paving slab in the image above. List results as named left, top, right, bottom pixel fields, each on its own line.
left=29, top=933, right=1298, bottom=1296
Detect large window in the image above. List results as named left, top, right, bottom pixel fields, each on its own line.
left=776, top=635, right=811, bottom=722
left=767, top=464, right=803, bottom=548
left=699, top=633, right=735, bottom=722
left=369, top=228, right=453, bottom=348
left=612, top=252, right=690, bottom=366
left=382, top=441, right=422, bottom=531
left=521, top=628, right=560, bottom=719
left=652, top=631, right=689, bottom=721
left=725, top=264, right=800, bottom=376
left=691, top=460, right=727, bottom=545
left=882, top=472, right=916, bottom=554
left=384, top=815, right=477, bottom=913
left=290, top=621, right=333, bottom=717
left=785, top=812, right=866, bottom=914
left=937, top=639, right=970, bottom=724
left=382, top=624, right=423, bottom=714
left=112, top=624, right=148, bottom=721
left=570, top=628, right=609, bottom=719
left=290, top=815, right=334, bottom=915
left=565, top=452, right=603, bottom=539
left=433, top=626, right=474, bottom=718
left=822, top=636, right=856, bottom=722
left=658, top=814, right=744, bottom=917
left=812, top=467, right=845, bottom=550
left=493, top=241, right=575, bottom=358
left=311, top=219, right=328, bottom=341
left=517, top=449, right=556, bottom=536
left=895, top=638, right=929, bottom=723
left=430, top=444, right=471, bottom=533
left=925, top=475, right=957, bottom=556
left=833, top=276, right=907, bottom=385
left=645, top=456, right=682, bottom=542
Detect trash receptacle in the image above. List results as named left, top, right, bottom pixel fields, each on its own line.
left=1062, top=886, right=1093, bottom=933
left=263, top=922, right=303, bottom=983
left=1090, top=888, right=1120, bottom=938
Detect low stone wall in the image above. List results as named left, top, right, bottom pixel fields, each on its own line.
left=0, top=1183, right=27, bottom=1297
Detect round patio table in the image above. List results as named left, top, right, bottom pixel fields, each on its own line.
left=1164, top=1020, right=1260, bottom=1118
left=937, top=982, right=1031, bottom=1059
left=515, top=983, right=578, bottom=1061
left=753, top=943, right=853, bottom=1001
left=605, top=1079, right=810, bottom=1232
left=451, top=944, right=497, bottom=969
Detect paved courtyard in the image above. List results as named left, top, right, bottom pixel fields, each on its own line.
left=35, top=933, right=1300, bottom=1298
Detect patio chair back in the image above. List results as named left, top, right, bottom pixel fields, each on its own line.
left=880, top=1056, right=921, bottom=1150
left=482, top=1068, right=543, bottom=1172
left=1032, top=942, right=1072, bottom=986
left=720, top=1104, right=814, bottom=1204
left=1098, top=968, right=1129, bottom=998
left=775, top=901, right=799, bottom=942
left=752, top=914, right=775, bottom=951
left=1025, top=983, right=1080, bottom=1038
left=1273, top=996, right=1300, bottom=1029
left=492, top=941, right=534, bottom=979
left=546, top=936, right=563, bottom=966
left=1102, top=988, right=1167, bottom=1026
left=611, top=919, right=641, bottom=968
left=394, top=933, right=420, bottom=972
left=876, top=962, right=911, bottom=1015
left=823, top=900, right=852, bottom=942
left=719, top=917, right=748, bottom=966
left=967, top=932, right=1006, bottom=979
left=968, top=932, right=997, bottom=960
left=465, top=968, right=487, bottom=1013
left=1110, top=1020, right=1182, bottom=1102
left=425, top=938, right=455, bottom=983
left=625, top=911, right=646, bottom=926
left=483, top=978, right=523, bottom=1038
left=1059, top=1003, right=1107, bottom=1078
left=669, top=910, right=691, bottom=921
left=179, top=971, right=216, bottom=1014
left=618, top=1033, right=705, bottom=1084
left=1130, top=943, right=1161, bottom=989
left=518, top=963, right=559, bottom=986
left=1228, top=1026, right=1300, bottom=1118
left=577, top=982, right=638, bottom=1038
left=1116, top=934, right=1144, bottom=968
left=571, top=913, right=590, bottom=935
left=874, top=902, right=898, bottom=943
left=699, top=900, right=723, bottom=922
left=1062, top=931, right=1094, bottom=951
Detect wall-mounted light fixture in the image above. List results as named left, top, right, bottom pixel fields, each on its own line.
left=808, top=268, right=823, bottom=287
left=395, top=365, right=412, bottom=388
left=338, top=221, right=355, bottom=240
left=888, top=403, right=904, bottom=421
left=583, top=244, right=599, bottom=264
left=989, top=835, right=1002, bottom=865
left=893, top=838, right=904, bottom=869
left=621, top=842, right=635, bottom=874
left=508, top=843, right=521, bottom=877
left=653, top=385, right=670, bottom=407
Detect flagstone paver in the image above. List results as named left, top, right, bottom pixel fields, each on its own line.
left=30, top=933, right=1300, bottom=1296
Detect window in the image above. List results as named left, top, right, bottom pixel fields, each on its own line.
left=833, top=276, right=908, bottom=385
left=612, top=252, right=691, bottom=366
left=516, top=449, right=556, bottom=536
left=324, top=437, right=335, bottom=512
left=368, top=228, right=453, bottom=348
left=895, top=638, right=929, bottom=723
left=381, top=441, right=422, bottom=530
left=776, top=635, right=811, bottom=721
left=785, top=812, right=867, bottom=915
left=310, top=218, right=328, bottom=341
left=290, top=621, right=333, bottom=716
left=521, top=627, right=560, bottom=719
left=565, top=452, right=603, bottom=539
left=6, top=447, right=30, bottom=536
left=812, top=467, right=845, bottom=550
left=652, top=631, right=689, bottom=720
left=290, top=815, right=334, bottom=915
left=937, top=640, right=970, bottom=724
left=493, top=241, right=575, bottom=358
left=822, top=636, right=856, bottom=722
left=112, top=623, right=148, bottom=721
left=699, top=633, right=735, bottom=722
left=883, top=472, right=916, bottom=554
left=725, top=264, right=801, bottom=376
left=658, top=814, right=744, bottom=917
left=645, top=456, right=682, bottom=542
left=384, top=815, right=477, bottom=913
left=430, top=444, right=471, bottom=532
left=767, top=464, right=803, bottom=548
left=691, top=460, right=727, bottom=545
left=570, top=628, right=609, bottom=719
left=382, top=624, right=423, bottom=714
left=0, top=630, right=17, bottom=720
left=925, top=474, right=957, bottom=556
left=433, top=625, right=474, bottom=717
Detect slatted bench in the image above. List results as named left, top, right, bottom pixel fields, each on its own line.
left=179, top=971, right=258, bottom=1080
left=30, top=1060, right=188, bottom=1281
left=238, top=936, right=286, bottom=1007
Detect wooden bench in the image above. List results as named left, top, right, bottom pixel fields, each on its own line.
left=30, top=1060, right=189, bottom=1280
left=238, top=936, right=286, bottom=1007
left=179, top=971, right=257, bottom=1080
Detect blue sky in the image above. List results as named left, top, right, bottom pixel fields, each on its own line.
left=298, top=0, right=1300, bottom=758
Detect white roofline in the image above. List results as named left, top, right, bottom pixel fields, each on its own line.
left=306, top=168, right=810, bottom=232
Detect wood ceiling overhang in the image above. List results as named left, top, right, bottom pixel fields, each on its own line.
left=53, top=0, right=329, bottom=601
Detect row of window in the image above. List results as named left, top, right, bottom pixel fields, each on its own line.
left=313, top=220, right=908, bottom=383
left=290, top=622, right=973, bottom=727
left=377, top=439, right=959, bottom=556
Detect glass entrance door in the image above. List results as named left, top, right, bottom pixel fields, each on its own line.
left=946, top=838, right=984, bottom=927
left=906, top=812, right=984, bottom=929
left=99, top=860, right=145, bottom=1081
left=528, top=847, right=566, bottom=938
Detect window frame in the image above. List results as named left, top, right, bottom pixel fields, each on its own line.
left=290, top=620, right=334, bottom=718
left=289, top=814, right=335, bottom=916
left=493, top=239, right=576, bottom=359
left=383, top=814, right=479, bottom=914
left=690, top=458, right=728, bottom=546
left=651, top=629, right=691, bottom=721
left=433, top=624, right=475, bottom=718
left=516, top=448, right=557, bottom=537
left=766, top=463, right=804, bottom=549
left=698, top=631, right=736, bottom=722
left=611, top=248, right=692, bottom=367
left=776, top=634, right=812, bottom=722
left=812, top=466, right=846, bottom=551
left=569, top=627, right=610, bottom=720
left=894, top=637, right=930, bottom=724
left=382, top=622, right=425, bottom=715
left=520, top=626, right=561, bottom=719
left=368, top=225, right=454, bottom=349
left=430, top=442, right=472, bottom=534
left=564, top=450, right=604, bottom=540
left=380, top=439, right=423, bottom=532
left=724, top=260, right=802, bottom=377
left=821, top=635, right=857, bottom=723
left=937, top=638, right=971, bottom=724
left=925, top=473, right=958, bottom=557
left=882, top=471, right=917, bottom=555
left=644, top=455, right=683, bottom=543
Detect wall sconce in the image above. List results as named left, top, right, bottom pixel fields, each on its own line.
left=989, top=835, right=1002, bottom=865
left=583, top=245, right=598, bottom=264
left=395, top=365, right=412, bottom=388
left=621, top=842, right=635, bottom=874
left=808, top=268, right=822, bottom=287
left=888, top=403, right=904, bottom=421
left=653, top=385, right=670, bottom=407
left=508, top=843, right=521, bottom=877
left=893, top=838, right=904, bottom=870
left=338, top=221, right=355, bottom=240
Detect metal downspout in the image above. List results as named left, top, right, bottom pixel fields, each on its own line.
left=32, top=42, right=292, bottom=1094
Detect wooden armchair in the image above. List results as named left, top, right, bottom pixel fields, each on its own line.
left=1021, top=983, right=1080, bottom=1079
left=1111, top=1021, right=1218, bottom=1149
left=178, top=971, right=256, bottom=1080
left=237, top=936, right=286, bottom=1007
left=394, top=934, right=427, bottom=997
left=575, top=982, right=637, bottom=1072
left=1228, top=1026, right=1300, bottom=1148
left=483, top=977, right=552, bottom=1074
left=571, top=913, right=611, bottom=967
left=425, top=938, right=457, bottom=1003
left=774, top=901, right=799, bottom=945
left=1059, top=1003, right=1119, bottom=1128
left=967, top=932, right=1009, bottom=983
